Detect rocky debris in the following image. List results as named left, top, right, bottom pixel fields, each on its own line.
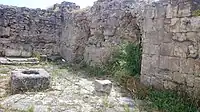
left=10, top=69, right=50, bottom=94
left=94, top=80, right=112, bottom=94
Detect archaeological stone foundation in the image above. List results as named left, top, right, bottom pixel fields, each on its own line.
left=1, top=0, right=200, bottom=96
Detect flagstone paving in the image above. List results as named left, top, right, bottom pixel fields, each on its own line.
left=0, top=63, right=142, bottom=112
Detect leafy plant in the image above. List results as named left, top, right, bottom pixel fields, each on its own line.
left=108, top=42, right=142, bottom=77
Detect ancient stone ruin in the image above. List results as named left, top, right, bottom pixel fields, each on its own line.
left=11, top=69, right=50, bottom=94
left=0, top=0, right=200, bottom=97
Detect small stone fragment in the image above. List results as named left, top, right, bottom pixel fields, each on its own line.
left=94, top=80, right=112, bottom=94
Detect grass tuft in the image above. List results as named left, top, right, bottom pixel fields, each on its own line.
left=146, top=89, right=198, bottom=112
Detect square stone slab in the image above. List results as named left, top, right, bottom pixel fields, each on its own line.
left=11, top=68, right=50, bottom=94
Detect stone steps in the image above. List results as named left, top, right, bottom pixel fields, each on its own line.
left=0, top=57, right=39, bottom=65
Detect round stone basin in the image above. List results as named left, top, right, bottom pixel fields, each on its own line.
left=11, top=68, right=50, bottom=94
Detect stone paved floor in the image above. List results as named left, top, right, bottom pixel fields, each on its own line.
left=0, top=62, right=143, bottom=112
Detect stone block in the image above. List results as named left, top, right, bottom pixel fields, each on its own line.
left=194, top=77, right=200, bottom=89
left=151, top=76, right=164, bottom=89
left=94, top=80, right=112, bottom=94
left=185, top=75, right=195, bottom=87
left=155, top=4, right=166, bottom=18
left=0, top=27, right=10, bottom=38
left=143, top=19, right=157, bottom=32
left=194, top=60, right=200, bottom=76
left=172, top=72, right=186, bottom=84
left=180, top=59, right=195, bottom=74
left=172, top=33, right=187, bottom=42
left=103, top=27, right=115, bottom=36
left=170, top=18, right=181, bottom=32
left=141, top=54, right=159, bottom=75
left=160, top=43, right=174, bottom=56
left=140, top=75, right=151, bottom=87
left=143, top=31, right=160, bottom=44
left=143, top=43, right=159, bottom=55
left=84, top=47, right=111, bottom=65
left=186, top=32, right=197, bottom=42
left=173, top=43, right=188, bottom=58
left=164, top=81, right=177, bottom=90
left=188, top=44, right=198, bottom=58
left=177, top=2, right=191, bottom=17
left=159, top=56, right=180, bottom=72
left=21, top=51, right=32, bottom=57
left=161, top=32, right=173, bottom=43
left=60, top=46, right=75, bottom=63
left=166, top=4, right=173, bottom=18
left=179, top=17, right=200, bottom=32
left=11, top=69, right=50, bottom=94
left=143, top=5, right=156, bottom=19
left=5, top=49, right=21, bottom=57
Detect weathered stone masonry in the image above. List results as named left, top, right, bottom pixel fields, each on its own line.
left=60, top=0, right=141, bottom=64
left=140, top=0, right=200, bottom=96
left=1, top=0, right=200, bottom=95
left=0, top=2, right=79, bottom=57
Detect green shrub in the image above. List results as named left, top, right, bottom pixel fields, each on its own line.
left=147, top=89, right=198, bottom=112
left=122, top=43, right=142, bottom=76
left=108, top=42, right=142, bottom=77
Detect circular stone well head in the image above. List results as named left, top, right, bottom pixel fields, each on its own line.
left=22, top=70, right=39, bottom=75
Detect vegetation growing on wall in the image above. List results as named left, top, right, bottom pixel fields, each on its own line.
left=192, top=9, right=200, bottom=16
left=77, top=42, right=142, bottom=77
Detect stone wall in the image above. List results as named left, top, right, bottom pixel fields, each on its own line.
left=2, top=0, right=200, bottom=96
left=60, top=0, right=141, bottom=65
left=0, top=2, right=79, bottom=57
left=140, top=0, right=200, bottom=96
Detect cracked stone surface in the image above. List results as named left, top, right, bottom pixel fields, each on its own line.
left=0, top=63, right=141, bottom=112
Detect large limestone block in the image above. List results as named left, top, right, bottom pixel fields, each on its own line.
left=21, top=51, right=32, bottom=57
left=5, top=49, right=21, bottom=57
left=143, top=43, right=159, bottom=55
left=84, top=47, right=111, bottom=65
left=177, top=2, right=191, bottom=17
left=164, top=81, right=177, bottom=90
left=159, top=56, right=180, bottom=72
left=141, top=54, right=159, bottom=75
left=171, top=17, right=200, bottom=32
left=180, top=59, right=195, bottom=74
left=172, top=72, right=186, bottom=84
left=160, top=43, right=174, bottom=56
left=185, top=75, right=195, bottom=87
